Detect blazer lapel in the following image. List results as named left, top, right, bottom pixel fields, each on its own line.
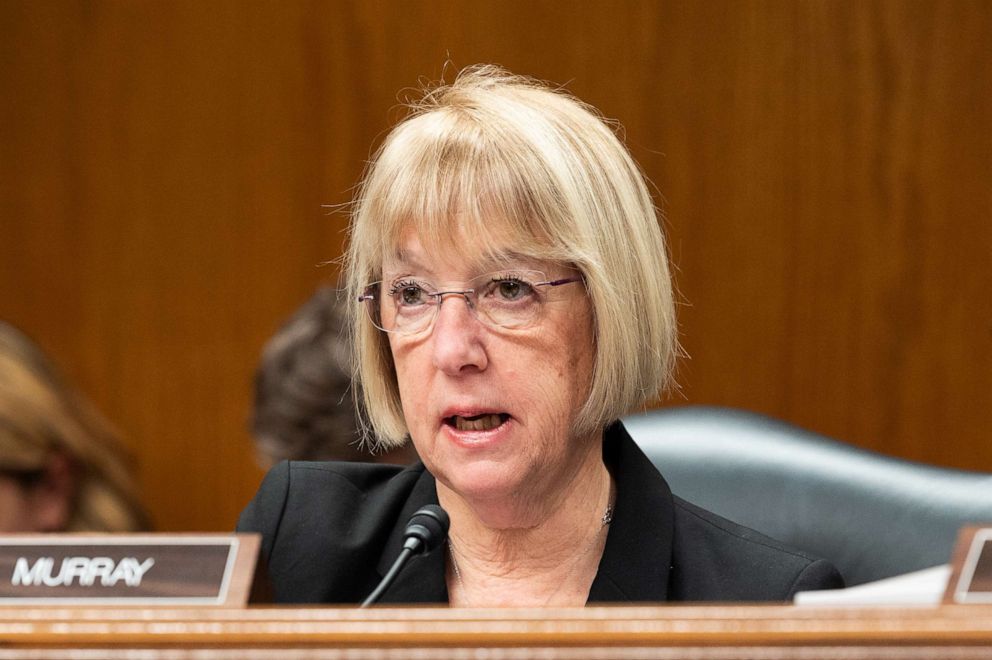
left=588, top=421, right=675, bottom=602
left=373, top=467, right=449, bottom=604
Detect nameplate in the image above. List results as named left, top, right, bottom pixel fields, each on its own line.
left=945, top=526, right=992, bottom=604
left=0, top=534, right=263, bottom=606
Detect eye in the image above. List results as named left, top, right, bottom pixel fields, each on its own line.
left=490, top=276, right=535, bottom=302
left=389, top=280, right=431, bottom=306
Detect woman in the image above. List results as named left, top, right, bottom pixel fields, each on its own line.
left=238, top=65, right=843, bottom=605
left=0, top=322, right=150, bottom=532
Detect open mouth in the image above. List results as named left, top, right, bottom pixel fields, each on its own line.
left=444, top=413, right=510, bottom=432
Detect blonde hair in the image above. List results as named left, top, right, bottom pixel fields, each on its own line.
left=0, top=322, right=151, bottom=531
left=346, top=65, right=677, bottom=447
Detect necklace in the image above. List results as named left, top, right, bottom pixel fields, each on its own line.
left=448, top=502, right=614, bottom=607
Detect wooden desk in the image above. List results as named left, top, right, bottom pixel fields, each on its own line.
left=1, top=604, right=991, bottom=659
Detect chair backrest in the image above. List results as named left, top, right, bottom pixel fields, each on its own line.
left=622, top=405, right=992, bottom=586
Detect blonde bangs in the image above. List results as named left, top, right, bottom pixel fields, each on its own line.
left=355, top=114, right=575, bottom=282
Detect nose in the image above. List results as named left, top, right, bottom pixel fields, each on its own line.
left=430, top=293, right=488, bottom=375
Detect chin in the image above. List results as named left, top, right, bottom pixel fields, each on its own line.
left=441, top=459, right=529, bottom=506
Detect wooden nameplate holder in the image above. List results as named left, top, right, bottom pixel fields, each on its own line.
left=945, top=525, right=992, bottom=604
left=0, top=533, right=267, bottom=606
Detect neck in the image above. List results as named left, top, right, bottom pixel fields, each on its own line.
left=438, top=438, right=613, bottom=607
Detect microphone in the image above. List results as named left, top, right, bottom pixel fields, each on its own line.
left=360, top=504, right=450, bottom=607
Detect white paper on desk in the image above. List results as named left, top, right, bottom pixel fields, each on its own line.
left=793, top=564, right=951, bottom=606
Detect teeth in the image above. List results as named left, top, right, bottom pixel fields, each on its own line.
left=453, top=414, right=504, bottom=431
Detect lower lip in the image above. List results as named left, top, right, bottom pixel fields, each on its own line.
left=442, top=416, right=513, bottom=448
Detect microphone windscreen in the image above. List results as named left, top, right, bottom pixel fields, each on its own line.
left=404, top=504, right=450, bottom=553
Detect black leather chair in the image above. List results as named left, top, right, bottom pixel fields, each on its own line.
left=622, top=405, right=992, bottom=587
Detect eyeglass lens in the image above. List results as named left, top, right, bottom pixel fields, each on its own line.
left=363, top=270, right=578, bottom=335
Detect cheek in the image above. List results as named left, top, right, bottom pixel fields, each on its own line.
left=388, top=335, right=415, bottom=388
left=389, top=342, right=431, bottom=428
left=558, top=309, right=596, bottom=387
left=520, top=327, right=595, bottom=418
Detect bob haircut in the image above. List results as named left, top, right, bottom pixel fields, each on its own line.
left=346, top=65, right=677, bottom=447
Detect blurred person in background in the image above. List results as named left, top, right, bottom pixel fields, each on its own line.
left=250, top=286, right=417, bottom=468
left=0, top=321, right=151, bottom=532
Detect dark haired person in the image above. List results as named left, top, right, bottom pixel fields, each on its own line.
left=251, top=286, right=415, bottom=466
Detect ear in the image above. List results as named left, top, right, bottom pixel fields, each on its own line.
left=26, top=452, right=77, bottom=532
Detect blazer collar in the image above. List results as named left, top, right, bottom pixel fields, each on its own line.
left=372, top=421, right=675, bottom=604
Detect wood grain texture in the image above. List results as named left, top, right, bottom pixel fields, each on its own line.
left=1, top=1, right=989, bottom=532
left=1, top=604, right=992, bottom=659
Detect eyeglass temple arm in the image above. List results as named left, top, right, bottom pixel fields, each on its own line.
left=358, top=282, right=380, bottom=302
left=538, top=276, right=583, bottom=288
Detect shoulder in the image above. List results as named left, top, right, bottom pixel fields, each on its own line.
left=237, top=461, right=418, bottom=541
left=236, top=460, right=425, bottom=603
left=670, top=496, right=844, bottom=601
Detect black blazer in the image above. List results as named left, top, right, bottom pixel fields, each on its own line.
left=237, top=421, right=844, bottom=603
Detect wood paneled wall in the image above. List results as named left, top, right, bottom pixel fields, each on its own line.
left=1, top=1, right=989, bottom=531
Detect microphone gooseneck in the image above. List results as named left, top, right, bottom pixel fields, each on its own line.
left=360, top=504, right=450, bottom=608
